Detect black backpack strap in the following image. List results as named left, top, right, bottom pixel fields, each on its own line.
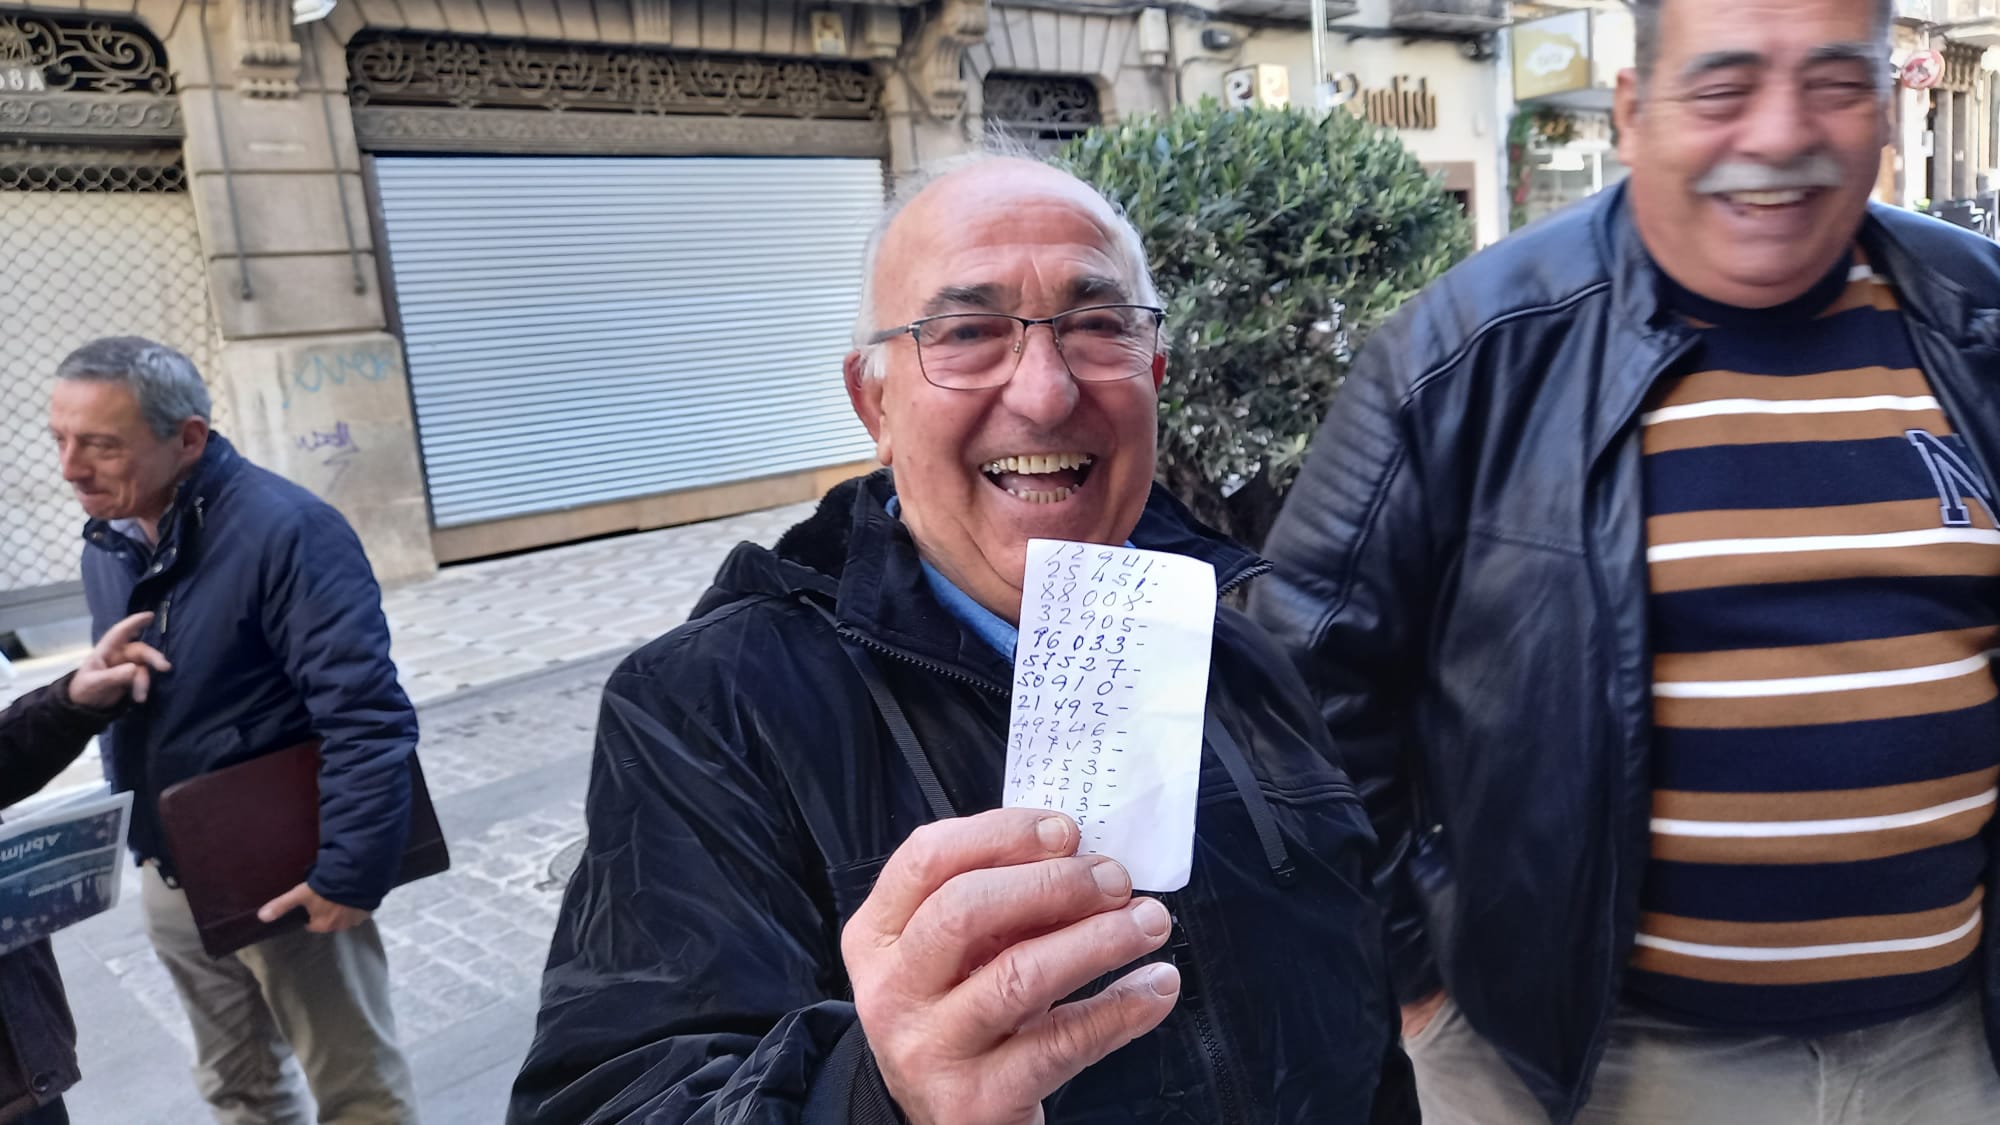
left=802, top=597, right=957, bottom=822
left=1202, top=708, right=1297, bottom=887
left=804, top=1020, right=909, bottom=1124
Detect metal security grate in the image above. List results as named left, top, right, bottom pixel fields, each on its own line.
left=0, top=147, right=219, bottom=596
left=0, top=143, right=184, bottom=191
left=982, top=73, right=1101, bottom=155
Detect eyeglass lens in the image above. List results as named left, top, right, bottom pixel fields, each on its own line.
left=912, top=306, right=1158, bottom=389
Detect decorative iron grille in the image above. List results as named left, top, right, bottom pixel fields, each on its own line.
left=346, top=31, right=880, bottom=120
left=0, top=142, right=183, bottom=191
left=0, top=13, right=174, bottom=95
left=982, top=73, right=1100, bottom=153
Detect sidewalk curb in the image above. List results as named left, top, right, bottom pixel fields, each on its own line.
left=414, top=646, right=634, bottom=713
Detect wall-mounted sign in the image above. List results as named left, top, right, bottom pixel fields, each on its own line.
left=1223, top=63, right=1290, bottom=110
left=1513, top=11, right=1592, bottom=101
left=0, top=65, right=47, bottom=92
left=1344, top=75, right=1437, bottom=131
left=1900, top=50, right=1945, bottom=90
left=808, top=11, right=847, bottom=57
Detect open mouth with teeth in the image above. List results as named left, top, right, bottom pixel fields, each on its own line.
left=981, top=452, right=1097, bottom=505
left=1715, top=187, right=1822, bottom=213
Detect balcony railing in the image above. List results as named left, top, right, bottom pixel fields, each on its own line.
left=1206, top=0, right=1358, bottom=23
left=1389, top=0, right=1509, bottom=34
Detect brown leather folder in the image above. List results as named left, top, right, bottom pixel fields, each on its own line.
left=157, top=740, right=449, bottom=957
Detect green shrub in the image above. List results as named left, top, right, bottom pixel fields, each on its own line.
left=1054, top=99, right=1472, bottom=546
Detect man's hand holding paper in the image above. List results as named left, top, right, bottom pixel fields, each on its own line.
left=843, top=808, right=1179, bottom=1125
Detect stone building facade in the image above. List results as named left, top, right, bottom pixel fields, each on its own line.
left=0, top=0, right=1502, bottom=638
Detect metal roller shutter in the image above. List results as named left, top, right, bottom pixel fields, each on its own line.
left=373, top=155, right=882, bottom=529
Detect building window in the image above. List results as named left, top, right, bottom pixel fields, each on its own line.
left=982, top=73, right=1101, bottom=154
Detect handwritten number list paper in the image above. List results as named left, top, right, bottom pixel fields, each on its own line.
left=1003, top=539, right=1216, bottom=892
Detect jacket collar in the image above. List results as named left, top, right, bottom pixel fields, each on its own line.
left=1586, top=185, right=2000, bottom=463
left=83, top=433, right=241, bottom=561
left=704, top=468, right=1267, bottom=690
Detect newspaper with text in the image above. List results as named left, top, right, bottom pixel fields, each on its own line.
left=0, top=787, right=132, bottom=956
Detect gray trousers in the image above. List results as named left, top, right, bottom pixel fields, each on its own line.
left=1407, top=986, right=2000, bottom=1125
left=141, top=864, right=420, bottom=1125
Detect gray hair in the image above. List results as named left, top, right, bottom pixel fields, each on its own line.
left=55, top=336, right=212, bottom=439
left=851, top=147, right=1162, bottom=380
left=1630, top=0, right=1895, bottom=93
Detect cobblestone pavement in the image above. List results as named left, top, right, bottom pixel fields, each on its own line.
left=43, top=497, right=825, bottom=1124
left=9, top=497, right=818, bottom=803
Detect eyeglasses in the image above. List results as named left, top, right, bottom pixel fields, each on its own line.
left=866, top=303, right=1166, bottom=391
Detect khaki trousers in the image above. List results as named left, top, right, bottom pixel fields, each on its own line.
left=1406, top=986, right=2000, bottom=1125
left=141, top=864, right=419, bottom=1125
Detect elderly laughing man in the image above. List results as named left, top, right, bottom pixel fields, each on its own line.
left=509, top=158, right=1401, bottom=1124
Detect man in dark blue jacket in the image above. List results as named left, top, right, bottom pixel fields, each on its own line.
left=1255, top=0, right=2000, bottom=1122
left=50, top=336, right=420, bottom=1124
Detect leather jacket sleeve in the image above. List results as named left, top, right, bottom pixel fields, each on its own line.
left=0, top=674, right=113, bottom=809
left=1250, top=319, right=1445, bottom=1006
left=508, top=659, right=895, bottom=1124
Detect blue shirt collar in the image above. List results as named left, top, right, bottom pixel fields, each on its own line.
left=886, top=494, right=1020, bottom=658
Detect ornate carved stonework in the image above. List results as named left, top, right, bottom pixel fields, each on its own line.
left=232, top=0, right=304, bottom=98
left=0, top=13, right=174, bottom=94
left=0, top=13, right=181, bottom=142
left=352, top=104, right=887, bottom=157
left=896, top=0, right=987, bottom=119
left=1942, top=42, right=1984, bottom=92
left=0, top=91, right=182, bottom=140
left=346, top=32, right=880, bottom=120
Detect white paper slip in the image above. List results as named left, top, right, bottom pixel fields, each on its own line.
left=1003, top=538, right=1216, bottom=892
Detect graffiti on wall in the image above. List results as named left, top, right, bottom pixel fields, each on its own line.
left=278, top=345, right=399, bottom=410
left=293, top=420, right=360, bottom=492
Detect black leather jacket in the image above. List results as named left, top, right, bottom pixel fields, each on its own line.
left=510, top=471, right=1397, bottom=1123
left=0, top=674, right=114, bottom=1122
left=1252, top=184, right=2000, bottom=1123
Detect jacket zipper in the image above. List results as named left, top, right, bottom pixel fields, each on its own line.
left=1216, top=561, right=1271, bottom=600
left=839, top=629, right=1010, bottom=697
left=1166, top=908, right=1244, bottom=1123
left=1567, top=327, right=1693, bottom=1123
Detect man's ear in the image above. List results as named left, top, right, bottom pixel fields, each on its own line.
left=178, top=416, right=210, bottom=466
left=844, top=351, right=893, bottom=465
left=1151, top=353, right=1166, bottom=390
left=1613, top=68, right=1642, bottom=167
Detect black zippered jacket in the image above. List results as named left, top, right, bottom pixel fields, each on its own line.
left=510, top=470, right=1396, bottom=1123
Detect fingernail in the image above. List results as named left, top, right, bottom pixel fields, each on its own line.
left=1144, top=963, right=1180, bottom=997
left=1091, top=859, right=1130, bottom=897
left=1132, top=898, right=1170, bottom=938
left=1036, top=816, right=1071, bottom=852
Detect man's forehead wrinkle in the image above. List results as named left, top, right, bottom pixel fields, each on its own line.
left=1680, top=49, right=1766, bottom=80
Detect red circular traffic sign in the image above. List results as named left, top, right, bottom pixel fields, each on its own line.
left=1901, top=51, right=1945, bottom=91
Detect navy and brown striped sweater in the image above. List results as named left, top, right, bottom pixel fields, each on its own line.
left=1629, top=252, right=2000, bottom=1034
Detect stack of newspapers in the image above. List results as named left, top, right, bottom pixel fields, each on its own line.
left=0, top=788, right=132, bottom=955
